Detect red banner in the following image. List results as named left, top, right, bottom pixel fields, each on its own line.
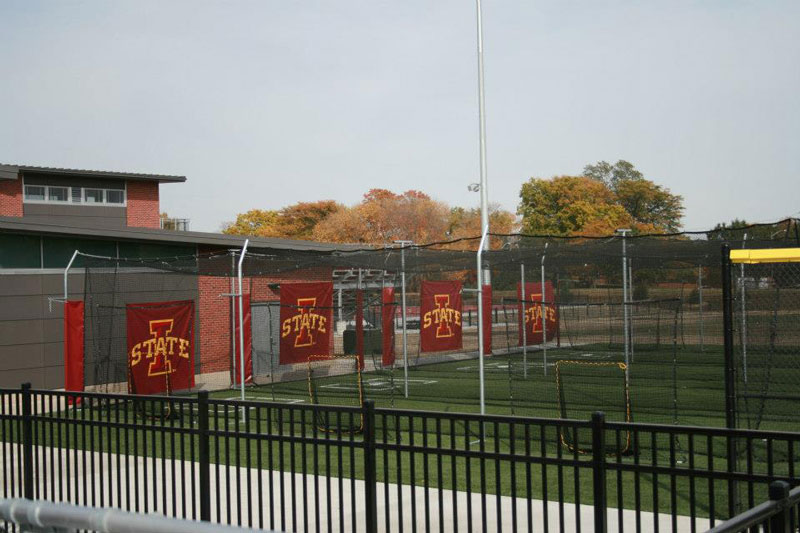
left=233, top=293, right=253, bottom=385
left=279, top=282, right=333, bottom=364
left=420, top=281, right=462, bottom=353
left=127, top=300, right=195, bottom=395
left=482, top=285, right=492, bottom=355
left=64, top=300, right=84, bottom=404
left=381, top=288, right=396, bottom=366
left=517, top=281, right=558, bottom=346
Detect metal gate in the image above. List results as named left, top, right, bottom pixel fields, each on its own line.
left=251, top=302, right=279, bottom=379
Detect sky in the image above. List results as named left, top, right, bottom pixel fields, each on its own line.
left=1, top=1, right=798, bottom=233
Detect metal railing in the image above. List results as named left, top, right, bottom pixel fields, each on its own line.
left=0, top=498, right=273, bottom=533
left=0, top=384, right=798, bottom=532
left=706, top=481, right=800, bottom=532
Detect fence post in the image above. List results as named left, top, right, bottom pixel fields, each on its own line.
left=591, top=411, right=607, bottom=533
left=363, top=400, right=378, bottom=533
left=20, top=383, right=34, bottom=500
left=197, top=391, right=211, bottom=522
left=768, top=480, right=790, bottom=533
left=721, top=244, right=739, bottom=514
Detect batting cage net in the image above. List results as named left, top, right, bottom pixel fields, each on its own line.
left=74, top=218, right=800, bottom=437
left=729, top=250, right=800, bottom=431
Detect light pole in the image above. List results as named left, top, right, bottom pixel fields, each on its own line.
left=475, top=0, right=490, bottom=417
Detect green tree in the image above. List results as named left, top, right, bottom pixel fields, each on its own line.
left=583, top=159, right=643, bottom=187
left=517, top=176, right=633, bottom=235
left=582, top=160, right=684, bottom=233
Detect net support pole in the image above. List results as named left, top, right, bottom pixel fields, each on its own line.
left=237, top=239, right=249, bottom=407
left=698, top=265, right=704, bottom=352
left=740, top=234, right=748, bottom=383
left=721, top=243, right=739, bottom=514
left=63, top=250, right=80, bottom=300
left=394, top=240, right=412, bottom=399
left=541, top=243, right=548, bottom=375
left=476, top=231, right=489, bottom=416
left=520, top=262, right=527, bottom=378
left=628, top=262, right=634, bottom=363
left=618, top=229, right=631, bottom=384
left=230, top=251, right=237, bottom=389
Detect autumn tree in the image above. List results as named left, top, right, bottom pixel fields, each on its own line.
left=518, top=161, right=684, bottom=236
left=312, top=189, right=451, bottom=244
left=223, top=201, right=342, bottom=239
left=446, top=205, right=517, bottom=249
left=518, top=176, right=633, bottom=236
left=222, top=209, right=278, bottom=236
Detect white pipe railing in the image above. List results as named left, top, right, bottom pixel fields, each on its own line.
left=0, top=498, right=270, bottom=533
left=64, top=250, right=80, bottom=300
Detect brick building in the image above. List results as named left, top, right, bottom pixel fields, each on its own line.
left=0, top=164, right=338, bottom=390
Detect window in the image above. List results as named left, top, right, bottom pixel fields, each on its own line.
left=22, top=178, right=126, bottom=206
left=48, top=186, right=69, bottom=202
left=0, top=234, right=41, bottom=268
left=24, top=185, right=45, bottom=201
left=42, top=237, right=116, bottom=268
left=85, top=189, right=104, bottom=203
left=106, top=190, right=124, bottom=204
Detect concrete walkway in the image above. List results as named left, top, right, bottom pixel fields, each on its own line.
left=1, top=443, right=711, bottom=532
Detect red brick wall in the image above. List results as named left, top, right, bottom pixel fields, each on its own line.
left=196, top=259, right=333, bottom=384
left=0, top=179, right=23, bottom=217
left=198, top=276, right=233, bottom=375
left=126, top=181, right=160, bottom=228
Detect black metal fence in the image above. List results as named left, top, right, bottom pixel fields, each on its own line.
left=1, top=384, right=799, bottom=532
left=706, top=481, right=800, bottom=532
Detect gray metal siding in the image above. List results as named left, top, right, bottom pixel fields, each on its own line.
left=0, top=270, right=203, bottom=389
left=23, top=204, right=126, bottom=230
left=0, top=272, right=83, bottom=388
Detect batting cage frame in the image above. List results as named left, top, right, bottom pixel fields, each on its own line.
left=723, top=244, right=800, bottom=431
left=54, top=218, right=800, bottom=436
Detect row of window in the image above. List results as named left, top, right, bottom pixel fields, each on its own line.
left=24, top=184, right=125, bottom=206
left=0, top=234, right=196, bottom=269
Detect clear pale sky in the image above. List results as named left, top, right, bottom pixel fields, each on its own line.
left=1, top=1, right=797, bottom=233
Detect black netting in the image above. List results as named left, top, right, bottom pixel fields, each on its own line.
left=77, top=218, right=800, bottom=432
left=733, top=261, right=800, bottom=430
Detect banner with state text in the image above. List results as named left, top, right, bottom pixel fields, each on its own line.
left=279, top=282, right=334, bottom=364
left=381, top=287, right=396, bottom=366
left=517, top=281, right=558, bottom=346
left=420, top=280, right=462, bottom=353
left=126, top=300, right=195, bottom=395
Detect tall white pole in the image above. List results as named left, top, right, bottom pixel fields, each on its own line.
left=475, top=0, right=490, bottom=417
left=520, top=262, right=527, bottom=378
left=476, top=0, right=489, bottom=276
left=237, top=239, right=249, bottom=405
left=541, top=244, right=548, bottom=375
